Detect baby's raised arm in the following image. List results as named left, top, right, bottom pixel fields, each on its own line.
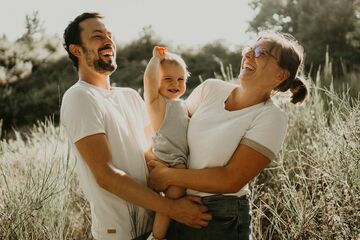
left=143, top=46, right=166, bottom=105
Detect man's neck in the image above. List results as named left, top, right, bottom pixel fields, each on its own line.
left=79, top=69, right=111, bottom=90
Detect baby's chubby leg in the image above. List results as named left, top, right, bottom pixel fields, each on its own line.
left=152, top=163, right=186, bottom=239
left=164, top=163, right=186, bottom=199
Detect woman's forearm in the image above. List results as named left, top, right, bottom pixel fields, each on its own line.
left=168, top=167, right=248, bottom=194
left=151, top=144, right=269, bottom=194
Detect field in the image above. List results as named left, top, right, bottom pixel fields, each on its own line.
left=0, top=70, right=359, bottom=239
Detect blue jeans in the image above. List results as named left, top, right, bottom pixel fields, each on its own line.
left=166, top=194, right=251, bottom=240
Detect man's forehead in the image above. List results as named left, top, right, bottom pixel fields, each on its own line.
left=80, top=18, right=111, bottom=34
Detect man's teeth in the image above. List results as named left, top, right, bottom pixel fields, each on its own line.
left=99, top=50, right=113, bottom=56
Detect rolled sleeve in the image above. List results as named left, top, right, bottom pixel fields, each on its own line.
left=241, top=108, right=288, bottom=160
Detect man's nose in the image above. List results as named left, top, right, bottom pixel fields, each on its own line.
left=103, top=35, right=114, bottom=47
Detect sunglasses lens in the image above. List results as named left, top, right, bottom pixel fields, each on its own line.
left=254, top=47, right=263, bottom=58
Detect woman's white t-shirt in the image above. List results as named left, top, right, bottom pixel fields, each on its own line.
left=185, top=79, right=288, bottom=197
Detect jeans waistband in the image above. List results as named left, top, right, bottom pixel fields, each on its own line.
left=201, top=194, right=250, bottom=217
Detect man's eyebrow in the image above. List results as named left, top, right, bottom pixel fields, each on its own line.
left=91, top=30, right=105, bottom=34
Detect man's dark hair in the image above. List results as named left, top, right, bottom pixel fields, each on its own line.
left=63, top=12, right=103, bottom=70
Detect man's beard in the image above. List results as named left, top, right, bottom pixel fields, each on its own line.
left=82, top=46, right=117, bottom=74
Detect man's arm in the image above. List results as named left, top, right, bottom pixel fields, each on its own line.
left=75, top=133, right=211, bottom=228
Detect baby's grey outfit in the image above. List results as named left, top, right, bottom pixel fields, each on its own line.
left=152, top=98, right=189, bottom=166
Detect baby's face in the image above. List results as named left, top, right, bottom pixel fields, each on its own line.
left=159, top=62, right=187, bottom=100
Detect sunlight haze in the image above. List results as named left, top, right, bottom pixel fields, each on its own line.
left=0, top=0, right=255, bottom=49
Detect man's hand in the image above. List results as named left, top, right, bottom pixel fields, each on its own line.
left=168, top=195, right=212, bottom=228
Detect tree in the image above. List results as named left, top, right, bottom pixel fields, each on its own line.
left=17, top=11, right=45, bottom=49
left=248, top=0, right=360, bottom=75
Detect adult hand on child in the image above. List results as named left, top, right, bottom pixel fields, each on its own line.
left=148, top=159, right=170, bottom=192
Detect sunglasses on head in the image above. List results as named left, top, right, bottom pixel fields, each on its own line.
left=241, top=46, right=278, bottom=61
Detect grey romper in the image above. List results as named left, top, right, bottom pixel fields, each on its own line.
left=152, top=98, right=189, bottom=166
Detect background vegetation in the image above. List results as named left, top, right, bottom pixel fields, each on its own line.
left=0, top=0, right=359, bottom=137
left=0, top=0, right=359, bottom=239
left=1, top=63, right=359, bottom=239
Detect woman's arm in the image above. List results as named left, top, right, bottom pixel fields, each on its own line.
left=148, top=143, right=270, bottom=194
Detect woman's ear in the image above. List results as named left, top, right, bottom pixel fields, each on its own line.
left=275, top=69, right=290, bottom=84
left=69, top=44, right=81, bottom=58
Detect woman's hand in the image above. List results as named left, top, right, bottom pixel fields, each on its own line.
left=148, top=160, right=170, bottom=192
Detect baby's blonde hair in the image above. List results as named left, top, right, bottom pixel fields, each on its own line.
left=160, top=52, right=191, bottom=79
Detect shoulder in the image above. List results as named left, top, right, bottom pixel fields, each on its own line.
left=115, top=87, right=141, bottom=99
left=62, top=83, right=95, bottom=106
left=198, top=78, right=236, bottom=96
left=202, top=78, right=235, bottom=89
left=115, top=87, right=145, bottom=108
left=62, top=82, right=97, bottom=103
left=255, top=102, right=288, bottom=126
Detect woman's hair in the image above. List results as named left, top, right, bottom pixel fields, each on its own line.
left=260, top=32, right=308, bottom=104
left=63, top=12, right=103, bottom=70
left=160, top=52, right=191, bottom=79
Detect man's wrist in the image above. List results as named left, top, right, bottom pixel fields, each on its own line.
left=160, top=197, right=175, bottom=217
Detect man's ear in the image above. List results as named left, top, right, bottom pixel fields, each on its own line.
left=275, top=69, right=290, bottom=84
left=69, top=44, right=81, bottom=57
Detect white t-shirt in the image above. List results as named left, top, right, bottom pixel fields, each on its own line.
left=185, top=79, right=288, bottom=197
left=61, top=80, right=150, bottom=240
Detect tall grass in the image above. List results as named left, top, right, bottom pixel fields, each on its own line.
left=251, top=70, right=360, bottom=239
left=0, top=65, right=359, bottom=239
left=0, top=120, right=93, bottom=240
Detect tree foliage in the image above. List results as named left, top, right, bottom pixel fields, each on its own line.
left=248, top=0, right=360, bottom=75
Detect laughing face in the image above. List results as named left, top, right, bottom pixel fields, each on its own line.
left=78, top=18, right=117, bottom=74
left=159, top=61, right=186, bottom=100
left=239, top=38, right=284, bottom=91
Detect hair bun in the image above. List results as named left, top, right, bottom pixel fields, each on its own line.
left=290, top=77, right=304, bottom=93
left=290, top=77, right=308, bottom=104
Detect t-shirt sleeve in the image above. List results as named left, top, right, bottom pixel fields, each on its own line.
left=61, top=89, right=105, bottom=143
left=240, top=108, right=288, bottom=160
left=185, top=80, right=207, bottom=116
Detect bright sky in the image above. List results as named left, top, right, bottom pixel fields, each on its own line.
left=0, top=0, right=256, bottom=49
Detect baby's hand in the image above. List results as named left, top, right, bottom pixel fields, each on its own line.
left=152, top=46, right=167, bottom=59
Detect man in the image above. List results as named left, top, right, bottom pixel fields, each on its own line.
left=60, top=12, right=211, bottom=240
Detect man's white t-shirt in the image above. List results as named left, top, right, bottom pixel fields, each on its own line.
left=61, top=80, right=150, bottom=240
left=185, top=79, right=288, bottom=197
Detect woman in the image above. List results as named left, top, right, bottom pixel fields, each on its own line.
left=148, top=32, right=308, bottom=240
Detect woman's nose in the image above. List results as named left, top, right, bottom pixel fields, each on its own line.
left=244, top=49, right=254, bottom=59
